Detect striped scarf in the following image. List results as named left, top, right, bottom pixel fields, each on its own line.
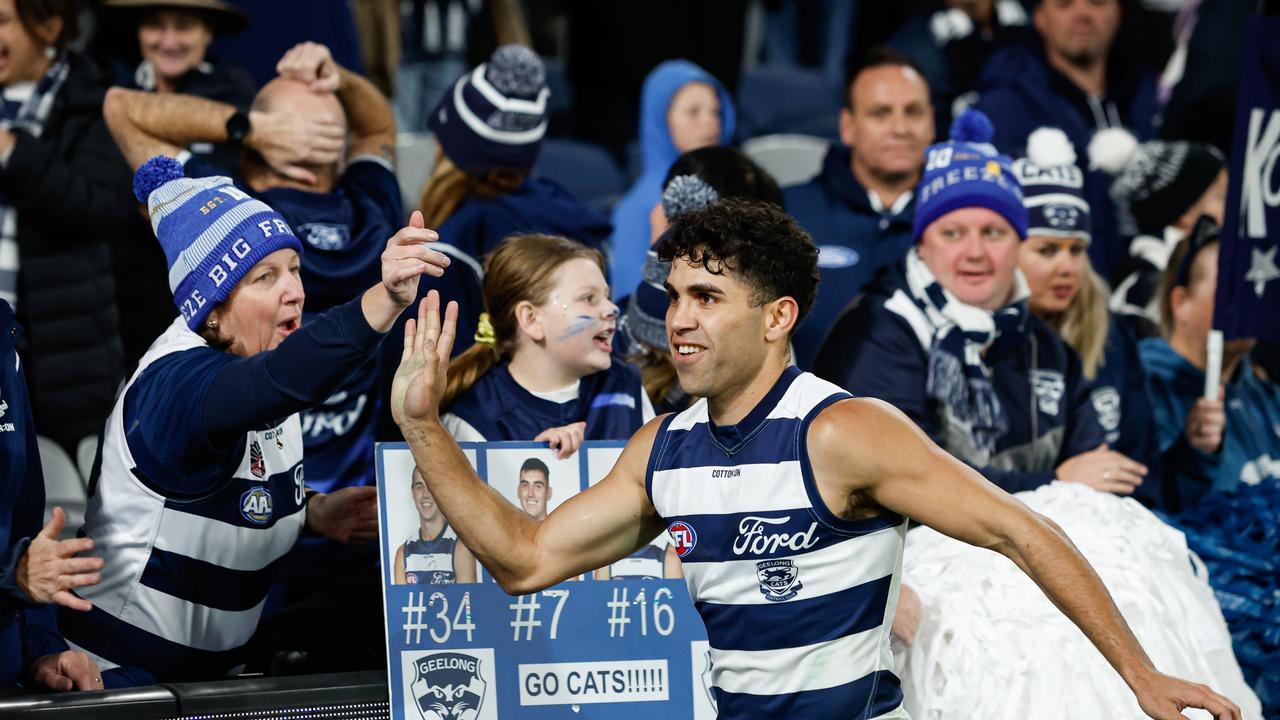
left=0, top=56, right=70, bottom=308
left=904, top=248, right=1030, bottom=464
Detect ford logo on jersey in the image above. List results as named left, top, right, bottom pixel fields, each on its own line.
left=240, top=486, right=273, bottom=524
left=668, top=521, right=697, bottom=558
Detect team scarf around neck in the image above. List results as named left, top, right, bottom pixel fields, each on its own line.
left=903, top=247, right=1031, bottom=464
left=0, top=56, right=70, bottom=308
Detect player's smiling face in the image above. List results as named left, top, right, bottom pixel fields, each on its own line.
left=411, top=470, right=439, bottom=523
left=516, top=470, right=551, bottom=520
left=664, top=257, right=774, bottom=401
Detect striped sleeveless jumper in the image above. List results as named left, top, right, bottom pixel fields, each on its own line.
left=62, top=319, right=306, bottom=680
left=647, top=367, right=909, bottom=719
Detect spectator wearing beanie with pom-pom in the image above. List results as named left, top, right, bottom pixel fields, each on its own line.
left=816, top=109, right=1141, bottom=496
left=1088, top=127, right=1227, bottom=339
left=58, top=158, right=451, bottom=687
left=1013, top=126, right=1162, bottom=506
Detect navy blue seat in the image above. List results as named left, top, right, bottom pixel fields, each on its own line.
left=736, top=66, right=842, bottom=140
left=535, top=139, right=627, bottom=215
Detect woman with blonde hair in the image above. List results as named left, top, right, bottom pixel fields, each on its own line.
left=441, top=234, right=653, bottom=455
left=1013, top=128, right=1160, bottom=504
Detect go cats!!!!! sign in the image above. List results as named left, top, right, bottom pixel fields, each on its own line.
left=375, top=442, right=717, bottom=720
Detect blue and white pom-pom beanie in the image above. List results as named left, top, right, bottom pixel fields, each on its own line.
left=427, top=44, right=550, bottom=175
left=1013, top=127, right=1092, bottom=242
left=133, top=156, right=303, bottom=331
left=912, top=108, right=1028, bottom=241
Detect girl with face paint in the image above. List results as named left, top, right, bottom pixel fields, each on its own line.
left=438, top=234, right=654, bottom=459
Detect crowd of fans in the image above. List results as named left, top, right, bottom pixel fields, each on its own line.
left=0, top=0, right=1276, bottom=713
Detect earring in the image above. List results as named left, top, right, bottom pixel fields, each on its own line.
left=43, top=46, right=56, bottom=60
left=206, top=318, right=219, bottom=329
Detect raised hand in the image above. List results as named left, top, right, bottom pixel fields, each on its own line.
left=392, top=291, right=459, bottom=426
left=1185, top=387, right=1226, bottom=455
left=245, top=107, right=345, bottom=185
left=16, top=507, right=102, bottom=612
left=382, top=211, right=449, bottom=307
left=535, top=422, right=587, bottom=459
left=276, top=41, right=341, bottom=93
left=306, top=486, right=378, bottom=544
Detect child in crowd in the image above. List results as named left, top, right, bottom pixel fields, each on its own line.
left=609, top=60, right=735, bottom=299
left=440, top=234, right=653, bottom=452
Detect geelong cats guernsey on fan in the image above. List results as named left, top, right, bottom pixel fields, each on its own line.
left=403, top=525, right=459, bottom=584
left=64, top=318, right=306, bottom=680
left=647, top=367, right=908, bottom=719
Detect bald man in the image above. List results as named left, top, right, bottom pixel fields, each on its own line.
left=103, top=41, right=401, bottom=609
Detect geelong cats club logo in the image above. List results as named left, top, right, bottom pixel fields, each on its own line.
left=756, top=559, right=803, bottom=601
left=411, top=652, right=486, bottom=720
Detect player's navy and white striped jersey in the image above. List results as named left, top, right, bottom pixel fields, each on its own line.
left=647, top=367, right=909, bottom=719
left=403, top=525, right=459, bottom=584
left=64, top=319, right=306, bottom=679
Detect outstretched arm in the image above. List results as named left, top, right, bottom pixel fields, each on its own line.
left=810, top=398, right=1242, bottom=720
left=392, top=293, right=667, bottom=594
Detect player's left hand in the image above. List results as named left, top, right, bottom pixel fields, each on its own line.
left=28, top=650, right=101, bottom=692
left=306, top=486, right=378, bottom=544
left=535, top=422, right=587, bottom=459
left=1132, top=670, right=1241, bottom=720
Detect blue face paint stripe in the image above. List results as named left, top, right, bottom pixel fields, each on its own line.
left=557, top=315, right=597, bottom=340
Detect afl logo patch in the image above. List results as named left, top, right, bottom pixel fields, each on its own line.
left=668, top=521, right=697, bottom=558
left=240, top=486, right=273, bottom=524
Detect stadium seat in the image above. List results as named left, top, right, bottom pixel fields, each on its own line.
left=77, top=435, right=99, bottom=487
left=395, top=131, right=436, bottom=214
left=37, top=435, right=86, bottom=538
left=535, top=139, right=627, bottom=215
left=742, top=133, right=830, bottom=187
left=736, top=66, right=842, bottom=139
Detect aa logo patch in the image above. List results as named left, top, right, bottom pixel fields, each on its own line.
left=240, top=486, right=273, bottom=524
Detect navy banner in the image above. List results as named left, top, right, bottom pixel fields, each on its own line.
left=1217, top=15, right=1280, bottom=340
left=376, top=442, right=717, bottom=720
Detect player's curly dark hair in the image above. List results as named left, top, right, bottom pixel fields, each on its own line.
left=656, top=199, right=820, bottom=334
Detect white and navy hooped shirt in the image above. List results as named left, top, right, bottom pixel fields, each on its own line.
left=647, top=367, right=909, bottom=719
left=63, top=319, right=306, bottom=680
left=403, top=524, right=459, bottom=585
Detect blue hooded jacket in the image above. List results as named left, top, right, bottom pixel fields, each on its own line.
left=784, top=144, right=917, bottom=370
left=609, top=60, right=736, bottom=298
left=814, top=260, right=1105, bottom=493
left=973, top=39, right=1158, bottom=281
left=1139, top=338, right=1280, bottom=512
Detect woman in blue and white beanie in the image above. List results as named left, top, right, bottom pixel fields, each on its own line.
left=1014, top=127, right=1161, bottom=503
left=61, top=157, right=452, bottom=687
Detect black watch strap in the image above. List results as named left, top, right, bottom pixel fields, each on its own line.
left=224, top=110, right=250, bottom=147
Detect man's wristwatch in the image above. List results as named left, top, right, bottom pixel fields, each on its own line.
left=224, top=110, right=251, bottom=147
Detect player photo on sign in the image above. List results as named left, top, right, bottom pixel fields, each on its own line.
left=486, top=447, right=582, bottom=581
left=586, top=444, right=682, bottom=580
left=383, top=447, right=481, bottom=585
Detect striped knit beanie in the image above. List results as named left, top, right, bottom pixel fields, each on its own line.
left=427, top=44, right=549, bottom=175
left=133, top=156, right=303, bottom=330
left=1012, top=127, right=1091, bottom=242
